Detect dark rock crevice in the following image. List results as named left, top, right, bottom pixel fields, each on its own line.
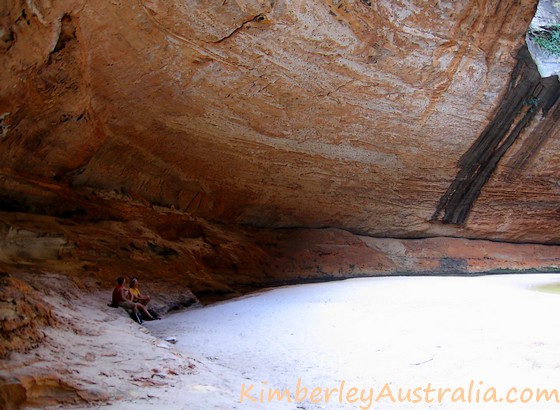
left=52, top=14, right=76, bottom=54
left=210, top=13, right=266, bottom=44
left=506, top=81, right=560, bottom=175
left=432, top=46, right=560, bottom=225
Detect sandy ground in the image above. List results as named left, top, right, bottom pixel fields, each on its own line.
left=9, top=274, right=560, bottom=410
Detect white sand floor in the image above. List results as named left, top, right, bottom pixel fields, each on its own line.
left=91, top=274, right=560, bottom=410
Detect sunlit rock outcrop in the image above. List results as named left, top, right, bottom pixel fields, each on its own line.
left=527, top=0, right=560, bottom=77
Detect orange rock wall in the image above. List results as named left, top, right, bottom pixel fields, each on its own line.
left=1, top=203, right=559, bottom=304
left=1, top=0, right=560, bottom=303
left=3, top=0, right=560, bottom=239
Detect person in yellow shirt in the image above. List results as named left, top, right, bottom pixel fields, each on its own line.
left=129, top=277, right=151, bottom=306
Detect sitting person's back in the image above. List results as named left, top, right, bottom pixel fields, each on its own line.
left=112, top=277, right=129, bottom=306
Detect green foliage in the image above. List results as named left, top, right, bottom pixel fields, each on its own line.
left=528, top=24, right=560, bottom=56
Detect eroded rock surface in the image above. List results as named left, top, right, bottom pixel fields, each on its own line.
left=0, top=275, right=55, bottom=358
left=1, top=0, right=559, bottom=240
left=1, top=0, right=560, bottom=406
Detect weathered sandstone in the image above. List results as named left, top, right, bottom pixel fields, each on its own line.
left=1, top=0, right=560, bottom=406
left=1, top=0, right=559, bottom=240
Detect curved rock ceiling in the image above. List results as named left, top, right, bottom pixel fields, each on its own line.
left=5, top=2, right=560, bottom=403
left=1, top=0, right=559, bottom=243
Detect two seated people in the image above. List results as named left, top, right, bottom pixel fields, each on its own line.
left=111, top=276, right=158, bottom=324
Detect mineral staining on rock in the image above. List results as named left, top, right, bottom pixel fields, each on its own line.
left=2, top=1, right=560, bottom=407
left=1, top=0, right=560, bottom=306
left=432, top=47, right=560, bottom=226
left=3, top=0, right=558, bottom=241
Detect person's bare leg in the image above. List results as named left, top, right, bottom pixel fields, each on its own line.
left=132, top=304, right=143, bottom=324
left=138, top=304, right=155, bottom=320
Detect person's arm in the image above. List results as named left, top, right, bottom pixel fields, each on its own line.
left=120, top=287, right=132, bottom=301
